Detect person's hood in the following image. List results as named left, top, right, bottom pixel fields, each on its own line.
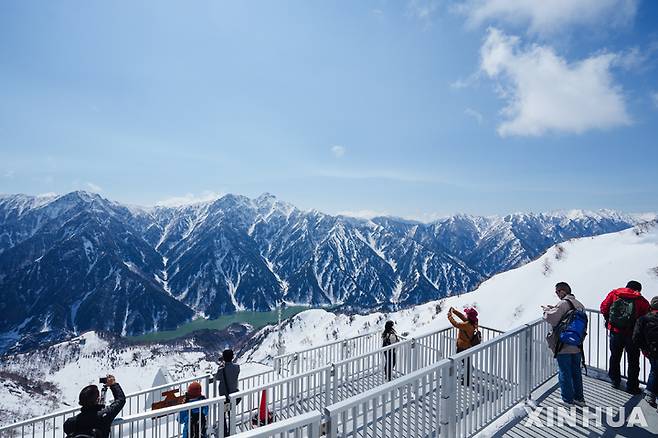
left=612, top=287, right=643, bottom=299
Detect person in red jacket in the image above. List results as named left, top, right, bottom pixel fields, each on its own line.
left=600, top=280, right=650, bottom=393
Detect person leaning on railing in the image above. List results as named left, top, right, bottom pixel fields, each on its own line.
left=63, top=374, right=126, bottom=438
left=215, top=349, right=241, bottom=436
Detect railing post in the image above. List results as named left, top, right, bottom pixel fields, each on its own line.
left=520, top=324, right=532, bottom=401
left=440, top=359, right=457, bottom=438
left=324, top=407, right=337, bottom=438
left=325, top=364, right=336, bottom=406
left=411, top=338, right=419, bottom=371
left=274, top=356, right=281, bottom=376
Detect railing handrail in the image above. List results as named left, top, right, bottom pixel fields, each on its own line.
left=272, top=329, right=380, bottom=361
left=326, top=357, right=452, bottom=414
left=112, top=394, right=226, bottom=425
left=231, top=362, right=333, bottom=399
left=0, top=373, right=215, bottom=431
left=232, top=410, right=321, bottom=437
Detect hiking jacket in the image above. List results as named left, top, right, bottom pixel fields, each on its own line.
left=632, top=310, right=658, bottom=358
left=63, top=383, right=126, bottom=438
left=544, top=294, right=584, bottom=355
left=600, top=288, right=650, bottom=335
left=215, top=362, right=240, bottom=397
left=448, top=309, right=478, bottom=351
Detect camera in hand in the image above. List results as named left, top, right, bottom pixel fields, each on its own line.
left=99, top=377, right=109, bottom=385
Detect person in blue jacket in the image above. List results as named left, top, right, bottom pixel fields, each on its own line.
left=179, top=381, right=208, bottom=438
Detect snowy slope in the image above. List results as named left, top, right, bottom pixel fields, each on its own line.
left=245, top=221, right=658, bottom=364
left=0, top=331, right=268, bottom=425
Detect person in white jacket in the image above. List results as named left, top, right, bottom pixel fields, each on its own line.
left=542, top=282, right=586, bottom=407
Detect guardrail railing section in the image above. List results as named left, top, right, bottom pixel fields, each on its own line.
left=325, top=361, right=449, bottom=438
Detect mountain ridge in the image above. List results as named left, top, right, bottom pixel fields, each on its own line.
left=0, top=190, right=653, bottom=352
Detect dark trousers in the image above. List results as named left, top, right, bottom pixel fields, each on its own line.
left=457, top=347, right=471, bottom=386
left=609, top=331, right=641, bottom=390
left=648, top=357, right=658, bottom=395
left=384, top=350, right=396, bottom=381
left=556, top=353, right=584, bottom=403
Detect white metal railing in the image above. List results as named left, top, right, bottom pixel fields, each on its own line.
left=0, top=323, right=505, bottom=437
left=0, top=373, right=214, bottom=438
left=324, top=317, right=556, bottom=438
left=323, top=308, right=650, bottom=438
left=232, top=410, right=322, bottom=438
left=273, top=331, right=381, bottom=377
left=0, top=330, right=381, bottom=436
left=110, top=394, right=226, bottom=438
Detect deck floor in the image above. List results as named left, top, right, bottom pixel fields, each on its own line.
left=490, top=375, right=658, bottom=437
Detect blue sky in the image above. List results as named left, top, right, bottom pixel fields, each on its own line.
left=1, top=1, right=657, bottom=219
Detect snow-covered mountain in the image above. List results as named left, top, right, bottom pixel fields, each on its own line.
left=243, top=219, right=658, bottom=364
left=0, top=191, right=649, bottom=352
left=3, top=220, right=656, bottom=426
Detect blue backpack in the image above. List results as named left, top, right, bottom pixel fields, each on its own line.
left=559, top=300, right=588, bottom=346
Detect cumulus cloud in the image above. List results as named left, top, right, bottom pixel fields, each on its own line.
left=156, top=191, right=223, bottom=207
left=480, top=28, right=631, bottom=137
left=85, top=182, right=103, bottom=192
left=464, top=108, right=484, bottom=124
left=457, top=0, right=637, bottom=35
left=331, top=145, right=346, bottom=158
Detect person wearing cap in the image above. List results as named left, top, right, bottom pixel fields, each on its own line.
left=632, top=296, right=658, bottom=409
left=601, top=280, right=650, bottom=394
left=448, top=306, right=479, bottom=385
left=543, top=282, right=586, bottom=407
left=448, top=306, right=479, bottom=352
left=179, top=381, right=208, bottom=438
left=63, top=374, right=126, bottom=438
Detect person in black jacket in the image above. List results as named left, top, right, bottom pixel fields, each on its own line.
left=632, top=296, right=658, bottom=409
left=64, top=374, right=126, bottom=438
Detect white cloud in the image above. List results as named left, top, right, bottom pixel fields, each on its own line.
left=407, top=0, right=440, bottom=25
left=156, top=191, right=223, bottom=207
left=457, top=0, right=637, bottom=35
left=464, top=108, right=484, bottom=124
left=480, top=28, right=631, bottom=137
left=337, top=210, right=390, bottom=219
left=3, top=170, right=14, bottom=179
left=330, top=145, right=346, bottom=158
left=85, top=182, right=103, bottom=192
left=652, top=92, right=658, bottom=108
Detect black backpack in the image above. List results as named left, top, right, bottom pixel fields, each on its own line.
left=644, top=315, right=658, bottom=358
left=471, top=329, right=482, bottom=346
left=608, top=297, right=636, bottom=329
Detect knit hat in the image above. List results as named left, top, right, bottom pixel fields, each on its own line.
left=187, top=381, right=202, bottom=398
left=464, top=308, right=478, bottom=324
left=651, top=296, right=658, bottom=310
